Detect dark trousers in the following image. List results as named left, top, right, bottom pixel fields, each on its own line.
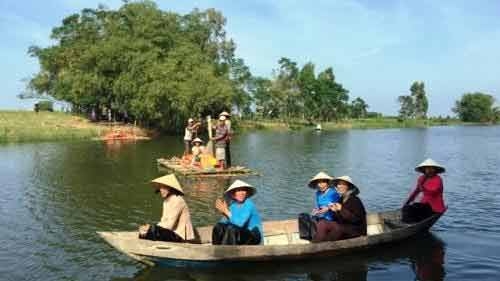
left=402, top=203, right=434, bottom=223
left=313, top=220, right=344, bottom=242
left=139, top=224, right=184, bottom=242
left=225, top=141, right=231, bottom=167
left=212, top=223, right=261, bottom=245
left=184, top=140, right=190, bottom=155
left=299, top=213, right=318, bottom=240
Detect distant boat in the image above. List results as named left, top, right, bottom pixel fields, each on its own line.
left=97, top=209, right=444, bottom=267
left=315, top=124, right=322, bottom=131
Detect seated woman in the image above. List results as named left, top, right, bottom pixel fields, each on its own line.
left=402, top=158, right=446, bottom=223
left=212, top=180, right=262, bottom=245
left=299, top=172, right=340, bottom=240
left=313, top=175, right=367, bottom=242
left=191, top=137, right=205, bottom=166
left=138, top=174, right=195, bottom=242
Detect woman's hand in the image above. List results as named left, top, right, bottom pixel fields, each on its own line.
left=215, top=198, right=230, bottom=217
left=313, top=207, right=329, bottom=215
left=329, top=203, right=342, bottom=212
left=138, top=224, right=150, bottom=237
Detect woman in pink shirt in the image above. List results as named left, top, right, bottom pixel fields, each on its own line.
left=402, top=159, right=446, bottom=223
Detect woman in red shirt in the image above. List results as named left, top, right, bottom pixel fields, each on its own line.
left=403, top=159, right=446, bottom=223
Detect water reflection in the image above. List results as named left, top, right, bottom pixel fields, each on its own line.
left=110, top=233, right=445, bottom=281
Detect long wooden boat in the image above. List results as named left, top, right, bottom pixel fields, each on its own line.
left=98, top=209, right=443, bottom=267
left=157, top=158, right=258, bottom=177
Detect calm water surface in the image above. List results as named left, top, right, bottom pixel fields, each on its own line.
left=1, top=126, right=499, bottom=280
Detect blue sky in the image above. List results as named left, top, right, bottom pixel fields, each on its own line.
left=1, top=0, right=499, bottom=116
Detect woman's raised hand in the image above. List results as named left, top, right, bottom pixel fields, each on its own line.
left=215, top=198, right=230, bottom=217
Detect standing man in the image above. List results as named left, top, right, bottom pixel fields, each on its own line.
left=220, top=111, right=232, bottom=167
left=183, top=118, right=200, bottom=156
left=212, top=115, right=228, bottom=169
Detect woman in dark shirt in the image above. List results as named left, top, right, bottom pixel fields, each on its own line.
left=313, top=175, right=367, bottom=242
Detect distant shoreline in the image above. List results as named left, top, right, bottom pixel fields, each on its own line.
left=237, top=118, right=488, bottom=131
left=0, top=111, right=494, bottom=143
left=0, top=111, right=150, bottom=143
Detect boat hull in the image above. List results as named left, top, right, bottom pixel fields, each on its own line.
left=98, top=209, right=443, bottom=267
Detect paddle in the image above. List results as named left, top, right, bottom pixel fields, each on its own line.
left=206, top=115, right=214, bottom=156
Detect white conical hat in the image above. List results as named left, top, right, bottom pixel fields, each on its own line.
left=332, top=175, right=357, bottom=190
left=224, top=179, right=256, bottom=197
left=415, top=158, right=445, bottom=174
left=151, top=174, right=184, bottom=194
left=308, top=171, right=334, bottom=188
left=191, top=137, right=204, bottom=144
left=219, top=111, right=231, bottom=117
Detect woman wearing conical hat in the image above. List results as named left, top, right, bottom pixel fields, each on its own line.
left=212, top=179, right=262, bottom=245
left=313, top=175, right=367, bottom=242
left=402, top=159, right=446, bottom=223
left=138, top=174, right=195, bottom=242
left=298, top=172, right=340, bottom=241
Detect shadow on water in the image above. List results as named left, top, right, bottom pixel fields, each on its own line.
left=110, top=233, right=446, bottom=281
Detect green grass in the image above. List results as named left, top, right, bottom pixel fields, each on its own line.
left=0, top=111, right=102, bottom=143
left=238, top=117, right=467, bottom=131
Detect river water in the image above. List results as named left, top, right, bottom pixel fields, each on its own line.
left=1, top=126, right=499, bottom=280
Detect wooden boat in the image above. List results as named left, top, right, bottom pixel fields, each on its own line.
left=157, top=157, right=258, bottom=177
left=97, top=209, right=443, bottom=267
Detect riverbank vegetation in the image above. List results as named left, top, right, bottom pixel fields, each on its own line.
left=0, top=111, right=148, bottom=143
left=237, top=116, right=465, bottom=131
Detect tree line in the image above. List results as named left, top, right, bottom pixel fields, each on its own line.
left=25, top=1, right=497, bottom=130
left=25, top=1, right=372, bottom=131
left=250, top=58, right=369, bottom=122
left=396, top=82, right=499, bottom=123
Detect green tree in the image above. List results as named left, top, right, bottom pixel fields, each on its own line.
left=411, top=81, right=428, bottom=118
left=453, top=92, right=496, bottom=122
left=26, top=1, right=246, bottom=132
left=250, top=77, right=277, bottom=118
left=273, top=57, right=300, bottom=120
left=350, top=97, right=369, bottom=118
left=398, top=95, right=414, bottom=119
left=315, top=68, right=349, bottom=121
left=298, top=62, right=317, bottom=121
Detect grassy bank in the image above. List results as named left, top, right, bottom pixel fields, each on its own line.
left=0, top=111, right=149, bottom=143
left=238, top=117, right=467, bottom=131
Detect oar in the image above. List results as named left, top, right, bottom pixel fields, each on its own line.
left=206, top=115, right=214, bottom=156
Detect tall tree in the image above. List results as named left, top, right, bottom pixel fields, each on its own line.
left=411, top=81, right=428, bottom=118
left=398, top=95, right=414, bottom=119
left=298, top=62, right=317, bottom=121
left=274, top=57, right=300, bottom=120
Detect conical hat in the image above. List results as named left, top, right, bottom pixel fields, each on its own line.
left=224, top=179, right=256, bottom=197
left=415, top=158, right=445, bottom=174
left=332, top=175, right=357, bottom=190
left=219, top=111, right=231, bottom=117
left=191, top=137, right=204, bottom=144
left=151, top=174, right=184, bottom=194
left=308, top=171, right=334, bottom=188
